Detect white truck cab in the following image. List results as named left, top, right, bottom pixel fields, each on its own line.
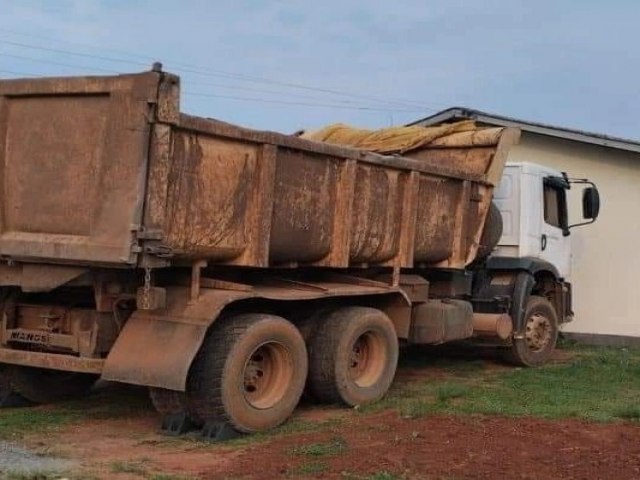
left=470, top=161, right=600, bottom=366
left=492, top=162, right=599, bottom=279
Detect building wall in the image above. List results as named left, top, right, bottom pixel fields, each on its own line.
left=509, top=133, right=640, bottom=337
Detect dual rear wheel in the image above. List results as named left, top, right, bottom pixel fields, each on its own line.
left=306, top=307, right=399, bottom=407
left=150, top=307, right=399, bottom=433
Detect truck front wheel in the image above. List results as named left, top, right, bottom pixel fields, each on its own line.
left=187, top=313, right=307, bottom=433
left=307, top=307, right=399, bottom=406
left=506, top=295, right=559, bottom=367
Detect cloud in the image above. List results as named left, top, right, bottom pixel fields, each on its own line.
left=0, top=0, right=638, bottom=138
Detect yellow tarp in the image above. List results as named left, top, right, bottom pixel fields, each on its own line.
left=300, top=120, right=475, bottom=154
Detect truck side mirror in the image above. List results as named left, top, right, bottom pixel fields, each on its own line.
left=582, top=187, right=600, bottom=220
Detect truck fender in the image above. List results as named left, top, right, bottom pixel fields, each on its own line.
left=486, top=256, right=560, bottom=279
left=101, top=283, right=410, bottom=391
left=510, top=271, right=536, bottom=337
left=485, top=256, right=572, bottom=332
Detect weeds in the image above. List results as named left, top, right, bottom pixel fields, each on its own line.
left=110, top=460, right=149, bottom=475
left=380, top=345, right=640, bottom=423
left=4, top=472, right=61, bottom=480
left=292, top=436, right=347, bottom=457
left=290, top=461, right=329, bottom=475
left=341, top=471, right=405, bottom=480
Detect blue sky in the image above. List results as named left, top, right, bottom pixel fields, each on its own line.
left=1, top=1, right=638, bottom=138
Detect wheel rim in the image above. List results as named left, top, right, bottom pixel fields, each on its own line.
left=525, top=312, right=552, bottom=352
left=243, top=342, right=293, bottom=409
left=348, top=331, right=386, bottom=387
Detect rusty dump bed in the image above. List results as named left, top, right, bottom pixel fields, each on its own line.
left=0, top=71, right=519, bottom=271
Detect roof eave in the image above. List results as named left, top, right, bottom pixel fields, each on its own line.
left=412, top=108, right=640, bottom=154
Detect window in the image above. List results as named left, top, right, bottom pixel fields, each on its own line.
left=543, top=179, right=568, bottom=230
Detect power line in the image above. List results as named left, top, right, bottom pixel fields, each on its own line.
left=0, top=52, right=118, bottom=74
left=0, top=27, right=164, bottom=63
left=175, top=63, right=435, bottom=110
left=0, top=49, right=364, bottom=104
left=0, top=64, right=423, bottom=112
left=183, top=91, right=425, bottom=112
left=0, top=47, right=432, bottom=112
left=0, top=33, right=441, bottom=111
left=0, top=68, right=38, bottom=77
left=0, top=39, right=148, bottom=68
left=0, top=48, right=428, bottom=113
left=182, top=79, right=411, bottom=107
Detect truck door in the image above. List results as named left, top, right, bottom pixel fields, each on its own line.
left=539, top=177, right=571, bottom=277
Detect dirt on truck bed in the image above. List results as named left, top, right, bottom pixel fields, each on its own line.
left=2, top=346, right=640, bottom=480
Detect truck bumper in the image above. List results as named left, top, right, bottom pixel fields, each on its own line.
left=0, top=348, right=104, bottom=374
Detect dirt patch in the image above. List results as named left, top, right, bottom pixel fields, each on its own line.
left=20, top=407, right=640, bottom=480
left=223, top=412, right=640, bottom=480
left=7, top=345, right=637, bottom=479
left=19, top=399, right=350, bottom=479
left=23, top=415, right=247, bottom=479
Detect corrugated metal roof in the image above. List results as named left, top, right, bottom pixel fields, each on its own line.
left=410, top=107, right=640, bottom=154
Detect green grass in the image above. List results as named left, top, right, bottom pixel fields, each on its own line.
left=110, top=460, right=149, bottom=475
left=289, top=461, right=329, bottom=476
left=0, top=408, right=80, bottom=440
left=292, top=436, right=347, bottom=457
left=0, top=345, right=637, bottom=454
left=373, top=346, right=640, bottom=423
left=0, top=385, right=152, bottom=440
left=109, top=462, right=197, bottom=480
left=2, top=471, right=101, bottom=480
left=4, top=473, right=60, bottom=480
left=366, top=473, right=404, bottom=480
left=435, top=382, right=470, bottom=402
left=341, top=471, right=405, bottom=480
left=612, top=405, right=640, bottom=420
left=221, top=415, right=346, bottom=448
left=148, top=474, right=195, bottom=480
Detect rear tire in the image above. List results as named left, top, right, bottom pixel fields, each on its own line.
left=187, top=314, right=307, bottom=433
left=504, top=295, right=558, bottom=367
left=8, top=366, right=96, bottom=404
left=307, top=307, right=399, bottom=406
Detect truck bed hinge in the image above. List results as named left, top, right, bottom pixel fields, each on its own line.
left=144, top=244, right=174, bottom=258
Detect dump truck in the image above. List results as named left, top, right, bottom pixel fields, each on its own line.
left=0, top=67, right=599, bottom=437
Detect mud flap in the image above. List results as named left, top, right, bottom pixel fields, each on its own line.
left=101, top=287, right=251, bottom=391
left=101, top=314, right=208, bottom=391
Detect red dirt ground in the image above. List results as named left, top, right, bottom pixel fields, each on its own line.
left=16, top=349, right=638, bottom=479
left=223, top=412, right=640, bottom=480
left=23, top=406, right=640, bottom=479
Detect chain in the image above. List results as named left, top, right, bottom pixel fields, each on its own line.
left=142, top=266, right=152, bottom=310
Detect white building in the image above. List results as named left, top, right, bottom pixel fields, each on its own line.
left=414, top=108, right=640, bottom=346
